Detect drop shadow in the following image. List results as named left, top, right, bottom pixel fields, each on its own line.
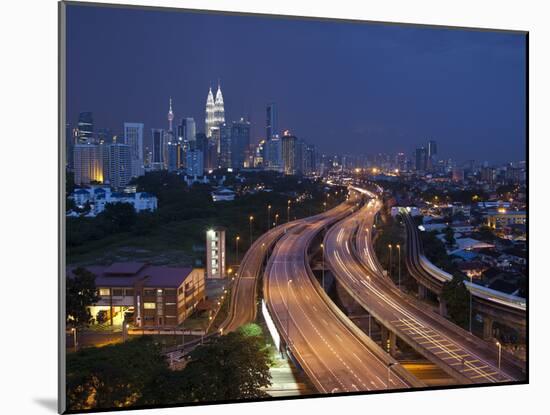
left=34, top=398, right=57, bottom=413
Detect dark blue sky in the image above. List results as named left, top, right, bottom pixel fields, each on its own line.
left=66, top=4, right=526, bottom=164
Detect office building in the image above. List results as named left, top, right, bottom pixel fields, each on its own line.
left=282, top=131, right=299, bottom=175
left=230, top=118, right=251, bottom=169
left=186, top=149, right=204, bottom=176
left=266, top=103, right=278, bottom=140
left=205, top=82, right=225, bottom=138
left=107, top=143, right=132, bottom=190
left=77, top=112, right=94, bottom=144
left=427, top=139, right=438, bottom=171
left=219, top=123, right=232, bottom=169
left=415, top=146, right=427, bottom=172
left=206, top=227, right=226, bottom=279
left=151, top=128, right=165, bottom=170
left=67, top=262, right=205, bottom=327
left=124, top=122, right=144, bottom=177
left=265, top=135, right=282, bottom=172
left=73, top=143, right=103, bottom=185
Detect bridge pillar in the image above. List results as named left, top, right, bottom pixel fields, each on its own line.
left=418, top=284, right=427, bottom=300
left=438, top=297, right=447, bottom=317
left=483, top=316, right=494, bottom=340
left=389, top=331, right=397, bottom=357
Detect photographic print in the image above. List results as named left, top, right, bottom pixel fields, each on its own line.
left=59, top=1, right=527, bottom=413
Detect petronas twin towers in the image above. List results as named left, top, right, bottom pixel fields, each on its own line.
left=205, top=82, right=225, bottom=137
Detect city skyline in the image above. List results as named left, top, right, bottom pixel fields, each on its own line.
left=67, top=5, right=526, bottom=164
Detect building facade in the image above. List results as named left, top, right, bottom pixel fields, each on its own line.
left=73, top=143, right=103, bottom=185
left=206, top=228, right=226, bottom=279
left=123, top=122, right=145, bottom=178
left=68, top=262, right=205, bottom=328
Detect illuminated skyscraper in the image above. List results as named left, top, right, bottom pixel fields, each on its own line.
left=282, top=130, right=298, bottom=175
left=77, top=112, right=94, bottom=144
left=266, top=103, right=278, bottom=140
left=205, top=87, right=216, bottom=137
left=205, top=82, right=225, bottom=138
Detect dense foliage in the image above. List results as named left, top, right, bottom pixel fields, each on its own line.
left=66, top=267, right=99, bottom=327
left=66, top=332, right=272, bottom=411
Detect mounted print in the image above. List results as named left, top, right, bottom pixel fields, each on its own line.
left=59, top=1, right=528, bottom=413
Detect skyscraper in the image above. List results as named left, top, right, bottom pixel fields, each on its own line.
left=219, top=123, right=232, bottom=169
left=266, top=103, right=278, bottom=140
left=282, top=130, right=298, bottom=175
left=205, top=87, right=215, bottom=138
left=151, top=128, right=165, bottom=170
left=214, top=82, right=225, bottom=127
left=415, top=147, right=427, bottom=172
left=230, top=118, right=250, bottom=169
left=108, top=144, right=132, bottom=190
left=427, top=139, right=438, bottom=171
left=124, top=122, right=144, bottom=177
left=77, top=112, right=94, bottom=144
left=73, top=143, right=103, bottom=185
left=186, top=149, right=204, bottom=176
left=265, top=135, right=282, bottom=172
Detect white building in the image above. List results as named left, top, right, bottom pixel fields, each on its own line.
left=70, top=186, right=157, bottom=217
left=206, top=227, right=226, bottom=279
left=211, top=187, right=236, bottom=202
left=123, top=122, right=145, bottom=178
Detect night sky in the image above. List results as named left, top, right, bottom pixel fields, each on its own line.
left=66, top=3, right=526, bottom=164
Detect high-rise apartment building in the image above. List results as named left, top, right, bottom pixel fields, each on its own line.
left=186, top=149, right=204, bottom=176
left=123, top=122, right=144, bottom=177
left=206, top=228, right=226, bottom=279
left=108, top=144, right=132, bottom=190
left=282, top=131, right=299, bottom=175
left=73, top=143, right=103, bottom=185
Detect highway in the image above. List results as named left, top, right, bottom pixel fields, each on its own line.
left=264, top=201, right=422, bottom=394
left=221, top=221, right=298, bottom=333
left=324, top=195, right=525, bottom=384
left=400, top=208, right=527, bottom=313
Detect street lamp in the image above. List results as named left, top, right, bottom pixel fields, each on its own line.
left=274, top=213, right=279, bottom=227
left=320, top=243, right=325, bottom=290
left=287, top=200, right=291, bottom=223
left=323, top=201, right=327, bottom=212
left=267, top=204, right=272, bottom=231
left=235, top=235, right=240, bottom=264
left=388, top=244, right=393, bottom=279
left=387, top=362, right=397, bottom=389
left=71, top=327, right=77, bottom=352
left=249, top=216, right=254, bottom=244
left=469, top=275, right=473, bottom=333
left=496, top=341, right=502, bottom=370
left=396, top=244, right=401, bottom=290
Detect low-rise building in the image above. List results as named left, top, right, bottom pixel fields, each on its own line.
left=487, top=210, right=526, bottom=229
left=67, top=262, right=205, bottom=328
left=69, top=186, right=158, bottom=217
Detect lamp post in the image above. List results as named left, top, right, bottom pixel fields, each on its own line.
left=388, top=244, right=393, bottom=279
left=267, top=205, right=272, bottom=231
left=275, top=213, right=279, bottom=227
left=469, top=275, right=473, bottom=333
left=396, top=244, right=401, bottom=290
left=320, top=243, right=325, bottom=290
left=71, top=327, right=77, bottom=352
left=235, top=235, right=240, bottom=264
left=496, top=341, right=502, bottom=370
left=287, top=200, right=291, bottom=223
left=387, top=362, right=396, bottom=389
left=323, top=201, right=327, bottom=212
left=249, top=216, right=254, bottom=245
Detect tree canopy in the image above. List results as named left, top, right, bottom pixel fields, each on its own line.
left=441, top=275, right=470, bottom=328
left=66, top=267, right=99, bottom=327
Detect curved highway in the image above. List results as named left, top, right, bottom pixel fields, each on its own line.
left=324, top=196, right=524, bottom=384
left=264, top=201, right=421, bottom=394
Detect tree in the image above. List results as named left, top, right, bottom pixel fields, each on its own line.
left=181, top=332, right=272, bottom=402
left=66, top=267, right=99, bottom=327
left=67, top=337, right=167, bottom=410
left=443, top=226, right=455, bottom=248
left=238, top=323, right=263, bottom=338
left=97, top=202, right=137, bottom=233
left=441, top=275, right=470, bottom=328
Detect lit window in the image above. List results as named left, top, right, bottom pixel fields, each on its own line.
left=99, top=288, right=110, bottom=296
left=144, top=302, right=156, bottom=309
